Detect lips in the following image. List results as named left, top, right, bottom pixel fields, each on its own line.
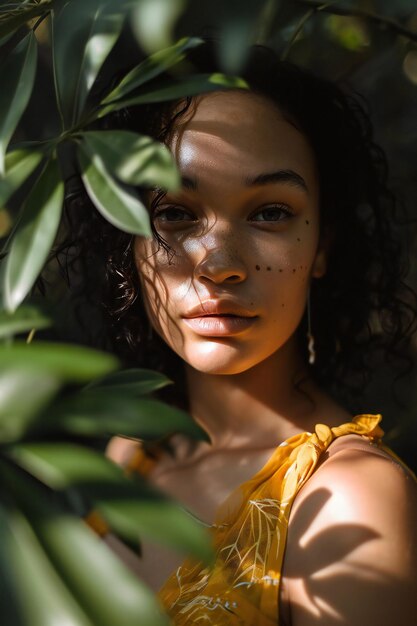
left=183, top=300, right=256, bottom=319
left=182, top=300, right=258, bottom=336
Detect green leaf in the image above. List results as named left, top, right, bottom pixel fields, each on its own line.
left=0, top=149, right=43, bottom=210
left=85, top=368, right=172, bottom=395
left=52, top=0, right=125, bottom=127
left=0, top=207, right=12, bottom=237
left=8, top=442, right=213, bottom=563
left=0, top=463, right=169, bottom=626
left=0, top=341, right=119, bottom=383
left=36, top=512, right=170, bottom=626
left=98, top=497, right=213, bottom=564
left=47, top=392, right=208, bottom=441
left=6, top=442, right=129, bottom=492
left=217, top=17, right=252, bottom=75
left=0, top=31, right=14, bottom=48
left=78, top=143, right=152, bottom=236
left=82, top=130, right=180, bottom=190
left=0, top=31, right=38, bottom=175
left=0, top=500, right=26, bottom=626
left=75, top=9, right=125, bottom=123
left=131, top=0, right=186, bottom=54
left=98, top=73, right=249, bottom=118
left=101, top=36, right=203, bottom=104
left=325, top=15, right=370, bottom=52
left=0, top=305, right=51, bottom=339
left=2, top=158, right=64, bottom=312
left=0, top=501, right=93, bottom=626
left=0, top=369, right=60, bottom=443
left=208, top=0, right=265, bottom=74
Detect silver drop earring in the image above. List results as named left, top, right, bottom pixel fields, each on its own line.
left=307, top=288, right=316, bottom=365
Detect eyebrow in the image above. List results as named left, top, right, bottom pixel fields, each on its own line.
left=181, top=176, right=197, bottom=191
left=179, top=169, right=308, bottom=193
left=245, top=170, right=308, bottom=192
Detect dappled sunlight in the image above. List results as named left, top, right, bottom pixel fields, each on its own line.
left=283, top=484, right=415, bottom=624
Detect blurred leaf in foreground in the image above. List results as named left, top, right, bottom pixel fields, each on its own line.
left=0, top=149, right=44, bottom=211
left=0, top=463, right=170, bottom=626
left=2, top=158, right=64, bottom=313
left=81, top=130, right=180, bottom=191
left=85, top=368, right=173, bottom=396
left=8, top=442, right=213, bottom=563
left=98, top=73, right=248, bottom=118
left=101, top=36, right=203, bottom=105
left=78, top=144, right=152, bottom=236
left=0, top=32, right=38, bottom=175
left=0, top=305, right=51, bottom=339
left=131, top=0, right=186, bottom=54
left=0, top=341, right=118, bottom=382
left=0, top=369, right=60, bottom=442
left=52, top=0, right=125, bottom=127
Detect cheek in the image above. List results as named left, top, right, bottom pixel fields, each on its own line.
left=259, top=224, right=319, bottom=278
left=134, top=238, right=191, bottom=337
left=134, top=239, right=168, bottom=324
left=258, top=228, right=319, bottom=310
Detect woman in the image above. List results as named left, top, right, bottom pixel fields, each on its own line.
left=77, top=43, right=417, bottom=624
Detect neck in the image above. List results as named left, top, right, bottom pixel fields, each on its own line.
left=185, top=337, right=327, bottom=451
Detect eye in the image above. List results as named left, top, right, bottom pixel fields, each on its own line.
left=153, top=206, right=196, bottom=222
left=250, top=204, right=293, bottom=222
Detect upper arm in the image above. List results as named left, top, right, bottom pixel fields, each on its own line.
left=282, top=448, right=417, bottom=626
left=105, top=436, right=140, bottom=467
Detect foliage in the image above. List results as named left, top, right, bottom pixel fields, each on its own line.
left=0, top=310, right=213, bottom=624
left=0, top=0, right=417, bottom=624
left=0, top=2, right=241, bottom=623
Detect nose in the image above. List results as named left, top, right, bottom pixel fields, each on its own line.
left=194, top=246, right=247, bottom=285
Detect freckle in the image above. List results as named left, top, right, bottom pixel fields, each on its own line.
left=293, top=268, right=296, bottom=273
left=267, top=266, right=271, bottom=271
left=281, top=303, right=285, bottom=307
left=297, top=238, right=301, bottom=242
left=305, top=220, right=310, bottom=225
left=279, top=269, right=283, bottom=272
left=255, top=265, right=260, bottom=271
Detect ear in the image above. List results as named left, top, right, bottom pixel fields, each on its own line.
left=311, top=247, right=327, bottom=278
left=311, top=228, right=333, bottom=279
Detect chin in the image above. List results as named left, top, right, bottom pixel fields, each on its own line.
left=182, top=341, right=269, bottom=376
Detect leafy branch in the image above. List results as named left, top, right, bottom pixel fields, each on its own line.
left=296, top=0, right=417, bottom=43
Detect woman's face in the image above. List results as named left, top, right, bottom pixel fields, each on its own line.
left=134, top=91, right=326, bottom=375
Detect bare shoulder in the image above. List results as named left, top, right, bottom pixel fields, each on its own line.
left=106, top=435, right=142, bottom=467
left=282, top=436, right=417, bottom=626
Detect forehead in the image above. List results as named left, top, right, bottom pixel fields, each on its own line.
left=169, top=91, right=318, bottom=190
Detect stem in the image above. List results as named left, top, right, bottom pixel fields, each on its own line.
left=31, top=9, right=50, bottom=33
left=50, top=10, right=65, bottom=133
left=282, top=1, right=338, bottom=60
left=26, top=328, right=36, bottom=344
left=281, top=6, right=316, bottom=60
left=255, top=0, right=280, bottom=44
left=296, top=0, right=417, bottom=43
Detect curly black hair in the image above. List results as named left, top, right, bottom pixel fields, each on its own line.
left=58, top=41, right=416, bottom=412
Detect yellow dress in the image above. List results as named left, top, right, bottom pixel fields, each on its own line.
left=159, top=415, right=394, bottom=626
left=87, top=414, right=416, bottom=625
